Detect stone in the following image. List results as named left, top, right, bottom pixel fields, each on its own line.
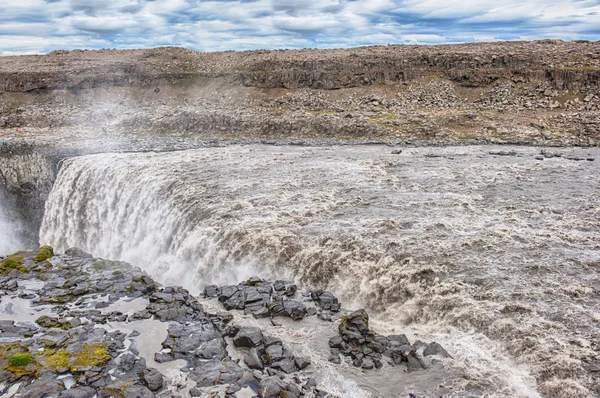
left=244, top=347, right=264, bottom=370
left=388, top=334, right=410, bottom=346
left=219, top=285, right=239, bottom=302
left=423, top=341, right=451, bottom=358
left=328, top=354, right=341, bottom=364
left=271, top=358, right=296, bottom=374
left=195, top=337, right=227, bottom=360
left=294, top=356, right=311, bottom=370
left=247, top=276, right=262, bottom=285
left=265, top=344, right=285, bottom=364
left=245, top=290, right=264, bottom=305
left=273, top=280, right=286, bottom=292
left=258, top=376, right=286, bottom=398
left=263, top=336, right=282, bottom=347
left=285, top=284, right=297, bottom=296
left=16, top=378, right=65, bottom=397
left=189, top=359, right=245, bottom=387
left=303, top=378, right=317, bottom=390
left=317, top=313, right=332, bottom=322
left=65, top=247, right=93, bottom=258
left=123, top=385, right=155, bottom=398
left=251, top=306, right=270, bottom=318
left=58, top=387, right=96, bottom=398
left=141, top=368, right=164, bottom=391
left=329, top=336, right=343, bottom=348
left=282, top=300, right=307, bottom=321
left=233, top=326, right=264, bottom=348
left=223, top=290, right=245, bottom=310
left=406, top=355, right=423, bottom=372
left=154, top=352, right=173, bottom=363
left=362, top=358, right=374, bottom=369
left=203, top=285, right=220, bottom=297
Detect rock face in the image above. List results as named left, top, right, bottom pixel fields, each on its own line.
left=0, top=153, right=56, bottom=248
left=209, top=277, right=310, bottom=321
left=330, top=309, right=451, bottom=372
left=0, top=41, right=598, bottom=152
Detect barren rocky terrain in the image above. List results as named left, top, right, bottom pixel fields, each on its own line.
left=0, top=40, right=599, bottom=149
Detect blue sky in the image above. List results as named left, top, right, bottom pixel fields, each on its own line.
left=1, top=0, right=599, bottom=55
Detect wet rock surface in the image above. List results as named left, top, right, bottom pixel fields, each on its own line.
left=209, top=278, right=316, bottom=322
left=329, top=309, right=451, bottom=372
left=1, top=249, right=454, bottom=397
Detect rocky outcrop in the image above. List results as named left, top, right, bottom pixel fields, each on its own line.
left=0, top=248, right=454, bottom=397
left=0, top=248, right=332, bottom=397
left=329, top=309, right=451, bottom=371
left=0, top=150, right=56, bottom=247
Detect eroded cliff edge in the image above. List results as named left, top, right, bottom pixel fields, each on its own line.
left=0, top=40, right=599, bottom=148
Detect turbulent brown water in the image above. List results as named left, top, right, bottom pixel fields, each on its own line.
left=39, top=145, right=600, bottom=397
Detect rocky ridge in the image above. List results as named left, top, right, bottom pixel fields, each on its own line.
left=0, top=40, right=599, bottom=150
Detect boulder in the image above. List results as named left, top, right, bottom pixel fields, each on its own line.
left=244, top=347, right=264, bottom=370
left=423, top=341, right=451, bottom=358
left=233, top=326, right=264, bottom=348
left=258, top=376, right=286, bottom=398
left=141, top=368, right=164, bottom=391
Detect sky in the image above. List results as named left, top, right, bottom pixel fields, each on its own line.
left=0, top=0, right=599, bottom=55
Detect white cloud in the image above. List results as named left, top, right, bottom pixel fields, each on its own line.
left=0, top=0, right=598, bottom=55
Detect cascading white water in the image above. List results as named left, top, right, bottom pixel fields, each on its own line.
left=40, top=145, right=600, bottom=397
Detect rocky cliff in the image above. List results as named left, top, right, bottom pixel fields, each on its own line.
left=0, top=40, right=599, bottom=151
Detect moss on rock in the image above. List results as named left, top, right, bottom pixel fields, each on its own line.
left=8, top=353, right=32, bottom=367
left=0, top=255, right=27, bottom=274
left=38, top=343, right=111, bottom=373
left=33, top=245, right=54, bottom=262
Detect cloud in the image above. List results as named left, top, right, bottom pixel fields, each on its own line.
left=0, top=0, right=598, bottom=55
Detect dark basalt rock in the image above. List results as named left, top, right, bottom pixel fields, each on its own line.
left=210, top=277, right=311, bottom=321
left=331, top=308, right=451, bottom=371
left=146, top=287, right=205, bottom=322
left=295, top=356, right=311, bottom=370
left=244, top=347, right=265, bottom=370
left=257, top=375, right=307, bottom=398
left=14, top=376, right=66, bottom=397
left=203, top=284, right=220, bottom=297
left=310, top=290, right=341, bottom=312
left=232, top=326, right=264, bottom=348
left=58, top=386, right=97, bottom=398
left=189, top=359, right=246, bottom=387
left=160, top=322, right=227, bottom=365
left=423, top=341, right=452, bottom=358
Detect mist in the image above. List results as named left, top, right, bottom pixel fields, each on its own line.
left=0, top=192, right=26, bottom=256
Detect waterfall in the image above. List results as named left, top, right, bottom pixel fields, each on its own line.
left=39, top=145, right=600, bottom=397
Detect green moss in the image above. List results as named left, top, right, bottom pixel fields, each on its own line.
left=0, top=255, right=27, bottom=274
left=72, top=343, right=111, bottom=370
left=0, top=343, right=38, bottom=380
left=34, top=246, right=54, bottom=262
left=38, top=343, right=111, bottom=372
left=8, top=353, right=32, bottom=367
left=39, top=350, right=69, bottom=371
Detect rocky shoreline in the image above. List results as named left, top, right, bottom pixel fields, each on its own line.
left=0, top=247, right=453, bottom=398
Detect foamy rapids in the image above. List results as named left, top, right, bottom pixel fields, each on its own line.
left=40, top=145, right=600, bottom=397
